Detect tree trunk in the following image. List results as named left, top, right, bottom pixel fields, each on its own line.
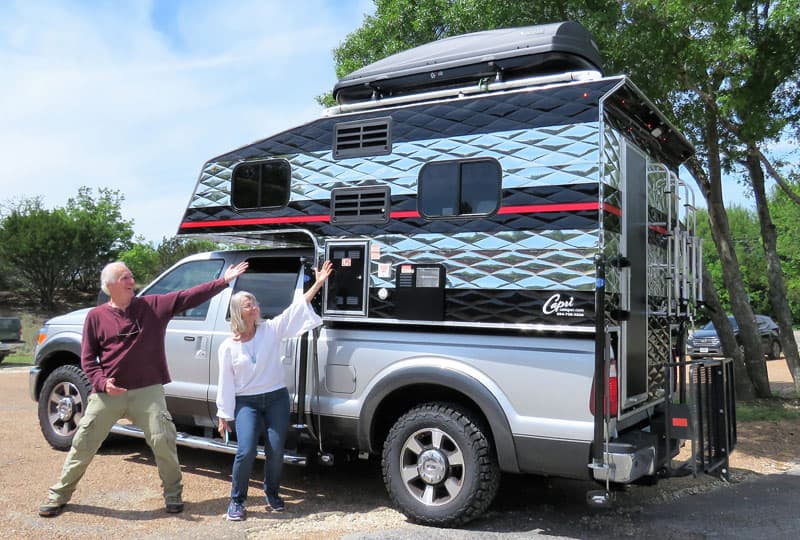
left=702, top=265, right=754, bottom=400
left=686, top=112, right=771, bottom=397
left=746, top=144, right=800, bottom=394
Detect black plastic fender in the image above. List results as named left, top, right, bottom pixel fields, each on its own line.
left=358, top=365, right=520, bottom=473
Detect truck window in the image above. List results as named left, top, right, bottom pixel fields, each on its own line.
left=232, top=257, right=302, bottom=318
left=142, top=259, right=225, bottom=318
left=418, top=158, right=501, bottom=218
left=231, top=159, right=291, bottom=209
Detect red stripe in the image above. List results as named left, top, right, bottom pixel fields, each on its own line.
left=179, top=202, right=621, bottom=230
left=499, top=202, right=601, bottom=214
left=179, top=214, right=330, bottom=229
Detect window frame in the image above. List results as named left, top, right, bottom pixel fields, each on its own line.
left=417, top=157, right=502, bottom=219
left=230, top=159, right=292, bottom=211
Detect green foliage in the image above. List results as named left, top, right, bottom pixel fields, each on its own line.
left=64, top=187, right=134, bottom=292
left=769, top=179, right=800, bottom=320
left=119, top=239, right=161, bottom=288
left=0, top=198, right=83, bottom=307
left=0, top=188, right=134, bottom=308
left=120, top=236, right=224, bottom=287
left=696, top=206, right=771, bottom=317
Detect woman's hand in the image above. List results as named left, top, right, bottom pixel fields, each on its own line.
left=223, top=261, right=249, bottom=283
left=314, top=260, right=333, bottom=286
left=304, top=260, right=333, bottom=303
left=218, top=417, right=231, bottom=437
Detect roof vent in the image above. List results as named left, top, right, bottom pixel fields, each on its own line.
left=331, top=186, right=390, bottom=224
left=333, top=117, right=392, bottom=159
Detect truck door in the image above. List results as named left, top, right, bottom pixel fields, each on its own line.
left=139, top=257, right=227, bottom=425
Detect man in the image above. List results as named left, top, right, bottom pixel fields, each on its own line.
left=38, top=260, right=248, bottom=517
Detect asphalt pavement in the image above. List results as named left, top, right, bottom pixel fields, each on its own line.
left=343, top=467, right=800, bottom=539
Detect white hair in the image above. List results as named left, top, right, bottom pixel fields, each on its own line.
left=229, top=290, right=260, bottom=334
left=100, top=262, right=129, bottom=295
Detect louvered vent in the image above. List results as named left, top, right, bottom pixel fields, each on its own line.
left=333, top=117, right=392, bottom=159
left=330, top=186, right=390, bottom=224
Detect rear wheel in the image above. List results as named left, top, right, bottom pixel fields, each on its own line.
left=38, top=365, right=91, bottom=450
left=382, top=402, right=500, bottom=527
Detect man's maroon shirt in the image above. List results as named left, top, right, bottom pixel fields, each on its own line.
left=81, top=278, right=228, bottom=393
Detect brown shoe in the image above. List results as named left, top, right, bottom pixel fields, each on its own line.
left=38, top=501, right=66, bottom=517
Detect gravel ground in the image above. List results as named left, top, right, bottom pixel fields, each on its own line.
left=2, top=360, right=798, bottom=540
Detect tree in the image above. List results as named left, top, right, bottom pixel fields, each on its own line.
left=64, top=187, right=134, bottom=292
left=0, top=188, right=135, bottom=308
left=695, top=207, right=768, bottom=315
left=119, top=236, right=224, bottom=288
left=119, top=238, right=161, bottom=288
left=0, top=198, right=80, bottom=307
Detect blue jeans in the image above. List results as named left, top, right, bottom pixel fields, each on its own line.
left=230, top=387, right=290, bottom=505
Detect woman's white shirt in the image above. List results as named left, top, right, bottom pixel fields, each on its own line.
left=216, top=298, right=322, bottom=420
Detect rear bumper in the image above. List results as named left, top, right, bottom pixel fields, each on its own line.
left=591, top=444, right=656, bottom=482
left=591, top=431, right=659, bottom=483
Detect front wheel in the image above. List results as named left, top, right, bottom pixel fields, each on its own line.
left=382, top=402, right=500, bottom=527
left=38, top=365, right=91, bottom=450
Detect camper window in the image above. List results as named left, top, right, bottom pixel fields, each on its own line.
left=418, top=158, right=501, bottom=218
left=231, top=159, right=291, bottom=210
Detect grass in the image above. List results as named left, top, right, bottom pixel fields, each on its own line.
left=1, top=353, right=33, bottom=366
left=736, top=398, right=800, bottom=422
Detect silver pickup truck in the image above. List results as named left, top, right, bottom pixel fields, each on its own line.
left=30, top=247, right=615, bottom=526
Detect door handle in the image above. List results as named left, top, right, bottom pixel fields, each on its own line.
left=184, top=336, right=196, bottom=342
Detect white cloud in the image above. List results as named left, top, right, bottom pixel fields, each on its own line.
left=0, top=0, right=371, bottom=242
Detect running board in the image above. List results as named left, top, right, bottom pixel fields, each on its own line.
left=109, top=423, right=308, bottom=465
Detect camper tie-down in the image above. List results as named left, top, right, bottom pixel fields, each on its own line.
left=31, top=21, right=735, bottom=526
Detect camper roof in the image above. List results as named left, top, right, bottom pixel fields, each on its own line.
left=333, top=21, right=602, bottom=104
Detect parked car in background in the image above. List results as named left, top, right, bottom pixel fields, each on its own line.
left=0, top=316, right=23, bottom=364
left=688, top=315, right=781, bottom=359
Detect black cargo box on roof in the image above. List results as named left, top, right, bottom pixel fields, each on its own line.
left=333, top=21, right=603, bottom=104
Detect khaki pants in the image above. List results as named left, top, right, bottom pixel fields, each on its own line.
left=47, top=384, right=182, bottom=504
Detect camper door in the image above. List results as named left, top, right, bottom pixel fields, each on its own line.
left=620, top=141, right=649, bottom=407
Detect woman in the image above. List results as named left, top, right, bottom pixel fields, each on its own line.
left=216, top=260, right=332, bottom=521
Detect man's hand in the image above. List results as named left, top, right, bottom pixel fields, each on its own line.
left=223, top=261, right=249, bottom=283
left=105, top=377, right=127, bottom=395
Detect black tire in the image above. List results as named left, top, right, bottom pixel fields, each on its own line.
left=381, top=402, right=500, bottom=527
left=768, top=339, right=782, bottom=360
left=37, top=365, right=91, bottom=450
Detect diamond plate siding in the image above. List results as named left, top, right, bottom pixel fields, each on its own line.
left=368, top=229, right=599, bottom=290
left=189, top=123, right=601, bottom=209
left=648, top=317, right=671, bottom=397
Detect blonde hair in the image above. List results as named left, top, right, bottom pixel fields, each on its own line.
left=100, top=262, right=129, bottom=295
left=229, top=291, right=260, bottom=334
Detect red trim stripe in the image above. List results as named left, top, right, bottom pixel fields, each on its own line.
left=180, top=201, right=621, bottom=230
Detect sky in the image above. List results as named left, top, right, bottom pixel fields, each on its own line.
left=0, top=0, right=374, bottom=243
left=0, top=1, right=787, bottom=246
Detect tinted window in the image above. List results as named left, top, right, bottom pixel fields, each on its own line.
left=142, top=259, right=224, bottom=318
left=418, top=158, right=501, bottom=218
left=232, top=160, right=291, bottom=209
left=232, top=257, right=302, bottom=318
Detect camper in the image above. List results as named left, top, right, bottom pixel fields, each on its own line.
left=31, top=22, right=736, bottom=526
